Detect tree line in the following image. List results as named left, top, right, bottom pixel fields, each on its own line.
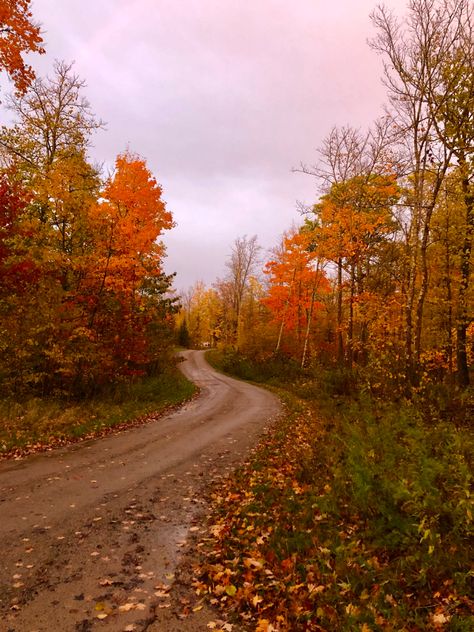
left=0, top=4, right=177, bottom=397
left=179, top=0, right=474, bottom=392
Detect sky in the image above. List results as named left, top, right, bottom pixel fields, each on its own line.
left=12, top=0, right=408, bottom=289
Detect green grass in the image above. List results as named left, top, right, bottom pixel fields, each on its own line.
left=0, top=366, right=196, bottom=457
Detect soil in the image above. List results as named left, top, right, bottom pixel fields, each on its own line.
left=0, top=350, right=280, bottom=632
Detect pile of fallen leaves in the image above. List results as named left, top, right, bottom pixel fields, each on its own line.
left=192, top=393, right=473, bottom=631
left=193, top=398, right=333, bottom=630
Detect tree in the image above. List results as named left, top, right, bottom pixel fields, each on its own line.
left=0, top=60, right=103, bottom=175
left=370, top=0, right=468, bottom=376
left=429, top=11, right=474, bottom=385
left=311, top=174, right=399, bottom=366
left=179, top=281, right=221, bottom=348
left=300, top=123, right=398, bottom=364
left=0, top=0, right=44, bottom=94
left=263, top=229, right=328, bottom=363
left=83, top=151, right=175, bottom=376
left=0, top=62, right=106, bottom=393
left=224, top=235, right=261, bottom=349
left=177, top=318, right=190, bottom=348
left=0, top=62, right=103, bottom=278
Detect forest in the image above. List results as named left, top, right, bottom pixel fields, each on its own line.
left=0, top=0, right=472, bottom=630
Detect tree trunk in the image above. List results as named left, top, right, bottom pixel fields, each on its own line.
left=456, top=168, right=474, bottom=387
left=346, top=262, right=355, bottom=368
left=275, top=267, right=296, bottom=354
left=301, top=265, right=322, bottom=369
left=414, top=177, right=445, bottom=361
left=337, top=258, right=344, bottom=364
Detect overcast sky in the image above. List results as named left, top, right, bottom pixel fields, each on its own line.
left=19, top=0, right=407, bottom=289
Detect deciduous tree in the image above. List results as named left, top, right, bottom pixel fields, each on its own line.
left=0, top=0, right=44, bottom=94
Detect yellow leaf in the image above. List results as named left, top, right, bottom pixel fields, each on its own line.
left=345, top=603, right=360, bottom=616
left=308, top=584, right=326, bottom=596
left=243, top=557, right=264, bottom=570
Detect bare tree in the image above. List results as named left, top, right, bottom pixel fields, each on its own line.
left=225, top=235, right=261, bottom=349
left=0, top=60, right=104, bottom=171
left=298, top=120, right=396, bottom=192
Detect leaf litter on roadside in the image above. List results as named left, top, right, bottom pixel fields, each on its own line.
left=192, top=398, right=473, bottom=631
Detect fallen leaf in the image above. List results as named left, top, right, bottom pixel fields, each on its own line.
left=99, top=578, right=113, bottom=586
left=244, top=558, right=264, bottom=571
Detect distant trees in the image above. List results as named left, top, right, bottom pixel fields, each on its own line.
left=223, top=235, right=261, bottom=349
left=176, top=282, right=215, bottom=348
left=177, top=236, right=265, bottom=352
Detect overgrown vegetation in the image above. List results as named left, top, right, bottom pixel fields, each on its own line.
left=0, top=364, right=196, bottom=458
left=198, top=350, right=473, bottom=631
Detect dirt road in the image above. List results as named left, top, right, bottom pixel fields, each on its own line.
left=0, top=350, right=280, bottom=632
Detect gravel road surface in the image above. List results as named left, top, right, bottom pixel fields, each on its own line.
left=0, top=350, right=280, bottom=632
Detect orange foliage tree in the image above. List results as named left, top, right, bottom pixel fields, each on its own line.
left=0, top=0, right=44, bottom=94
left=0, top=148, right=177, bottom=394
left=262, top=229, right=329, bottom=364
left=81, top=152, right=175, bottom=381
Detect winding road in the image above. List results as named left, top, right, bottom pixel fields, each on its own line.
left=0, top=350, right=280, bottom=632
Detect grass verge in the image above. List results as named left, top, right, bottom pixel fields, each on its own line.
left=196, top=350, right=473, bottom=631
left=0, top=364, right=197, bottom=459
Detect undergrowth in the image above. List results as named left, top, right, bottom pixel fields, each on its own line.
left=200, top=350, right=473, bottom=631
